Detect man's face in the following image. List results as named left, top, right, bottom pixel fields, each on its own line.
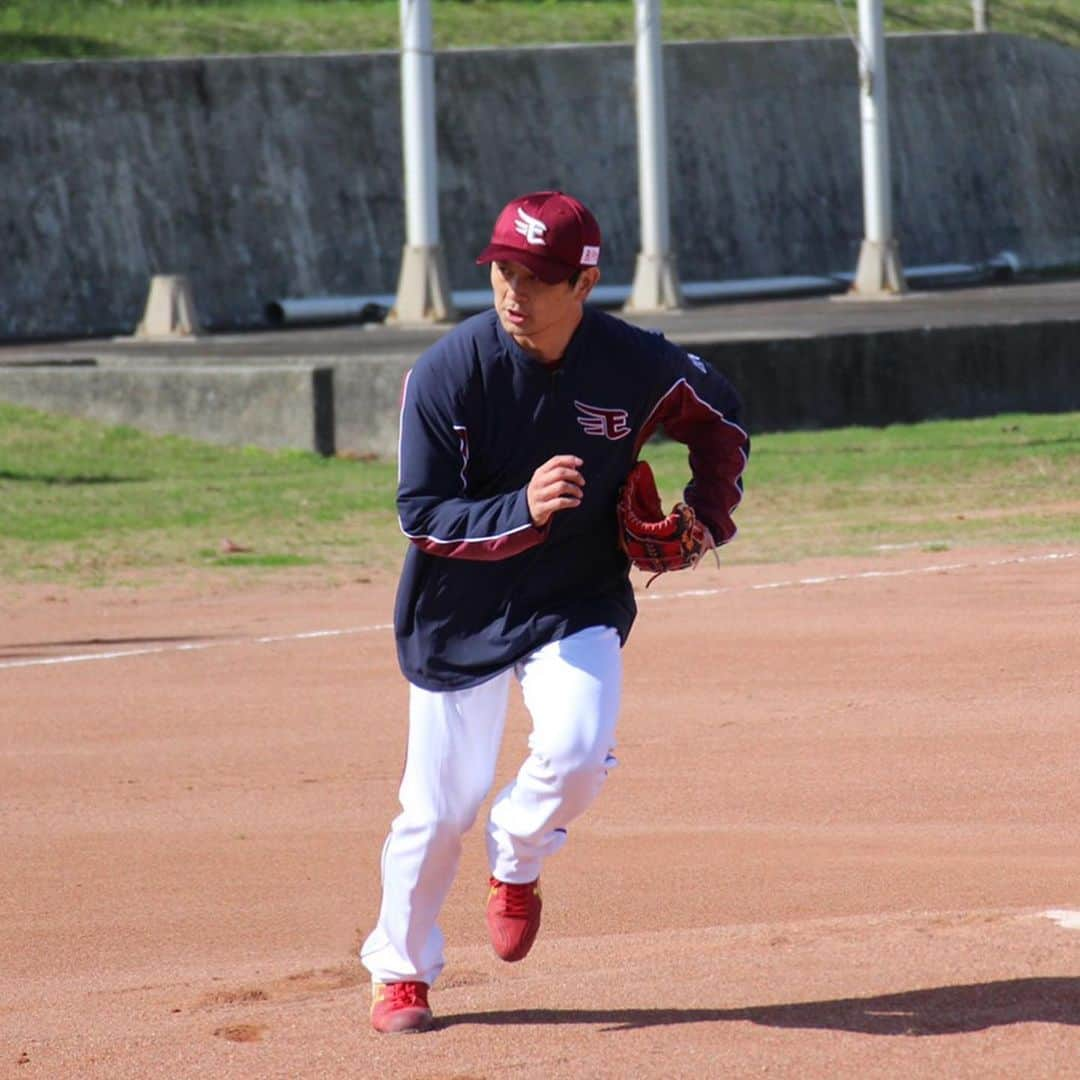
left=490, top=260, right=582, bottom=343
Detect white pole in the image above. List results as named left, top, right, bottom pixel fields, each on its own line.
left=851, top=0, right=906, bottom=296
left=400, top=0, right=437, bottom=247
left=859, top=0, right=890, bottom=246
left=391, top=0, right=455, bottom=322
left=973, top=1, right=990, bottom=32
left=625, top=0, right=683, bottom=311
left=636, top=0, right=667, bottom=257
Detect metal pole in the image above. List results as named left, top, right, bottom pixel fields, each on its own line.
left=400, top=0, right=437, bottom=247
left=859, top=0, right=890, bottom=246
left=850, top=0, right=906, bottom=296
left=625, top=0, right=683, bottom=311
left=636, top=0, right=667, bottom=257
left=973, top=1, right=990, bottom=32
left=391, top=0, right=455, bottom=322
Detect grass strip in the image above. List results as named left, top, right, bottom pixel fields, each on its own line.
left=1, top=1, right=1078, bottom=62
left=1, top=401, right=1077, bottom=587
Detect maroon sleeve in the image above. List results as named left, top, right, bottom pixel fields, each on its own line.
left=635, top=369, right=749, bottom=546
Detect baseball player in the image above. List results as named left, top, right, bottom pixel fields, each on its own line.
left=362, top=190, right=749, bottom=1033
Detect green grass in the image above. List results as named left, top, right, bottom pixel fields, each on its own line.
left=1, top=401, right=1077, bottom=587
left=0, top=402, right=400, bottom=586
left=672, top=413, right=1080, bottom=563
left=1, top=1, right=1078, bottom=62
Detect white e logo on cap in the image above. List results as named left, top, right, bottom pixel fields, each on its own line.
left=514, top=207, right=548, bottom=246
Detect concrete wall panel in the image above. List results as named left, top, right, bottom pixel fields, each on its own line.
left=1, top=34, right=1078, bottom=340
left=0, top=365, right=335, bottom=452
left=695, top=320, right=1080, bottom=434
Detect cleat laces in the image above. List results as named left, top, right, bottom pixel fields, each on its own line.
left=491, top=877, right=537, bottom=917
left=387, top=982, right=427, bottom=1008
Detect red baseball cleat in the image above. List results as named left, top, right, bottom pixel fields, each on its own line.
left=486, top=876, right=542, bottom=962
left=369, top=980, right=433, bottom=1034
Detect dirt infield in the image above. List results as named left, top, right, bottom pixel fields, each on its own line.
left=2, top=544, right=1078, bottom=1078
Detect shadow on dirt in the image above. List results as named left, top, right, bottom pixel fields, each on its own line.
left=5, top=635, right=221, bottom=649
left=0, top=634, right=224, bottom=661
left=439, top=977, right=1080, bottom=1035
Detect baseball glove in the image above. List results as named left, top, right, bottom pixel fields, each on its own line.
left=616, top=459, right=714, bottom=582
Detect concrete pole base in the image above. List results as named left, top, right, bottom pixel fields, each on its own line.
left=135, top=274, right=203, bottom=338
left=850, top=238, right=908, bottom=298
left=388, top=245, right=458, bottom=325
left=624, top=251, right=685, bottom=313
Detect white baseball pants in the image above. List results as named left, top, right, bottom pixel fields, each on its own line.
left=361, top=625, right=622, bottom=988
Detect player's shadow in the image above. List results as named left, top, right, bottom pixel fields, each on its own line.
left=438, top=977, right=1080, bottom=1035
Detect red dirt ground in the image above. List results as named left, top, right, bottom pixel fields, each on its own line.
left=1, top=543, right=1077, bottom=1078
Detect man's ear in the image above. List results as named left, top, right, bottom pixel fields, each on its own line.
left=574, top=267, right=601, bottom=302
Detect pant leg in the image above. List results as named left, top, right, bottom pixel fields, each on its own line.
left=486, top=625, right=622, bottom=884
left=361, top=672, right=511, bottom=987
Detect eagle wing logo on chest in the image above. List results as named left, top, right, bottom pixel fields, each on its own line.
left=574, top=400, right=631, bottom=440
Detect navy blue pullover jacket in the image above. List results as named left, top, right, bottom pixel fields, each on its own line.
left=393, top=307, right=748, bottom=691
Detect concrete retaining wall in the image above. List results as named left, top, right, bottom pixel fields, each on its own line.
left=4, top=316, right=1076, bottom=457
left=696, top=321, right=1080, bottom=434
left=2, top=33, right=1079, bottom=340
left=0, top=364, right=335, bottom=452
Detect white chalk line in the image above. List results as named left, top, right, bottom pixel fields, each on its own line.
left=0, top=623, right=393, bottom=671
left=2, top=549, right=1075, bottom=673
left=642, top=549, right=1078, bottom=602
left=1042, top=909, right=1080, bottom=931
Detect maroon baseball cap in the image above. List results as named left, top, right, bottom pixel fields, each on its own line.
left=476, top=191, right=602, bottom=284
